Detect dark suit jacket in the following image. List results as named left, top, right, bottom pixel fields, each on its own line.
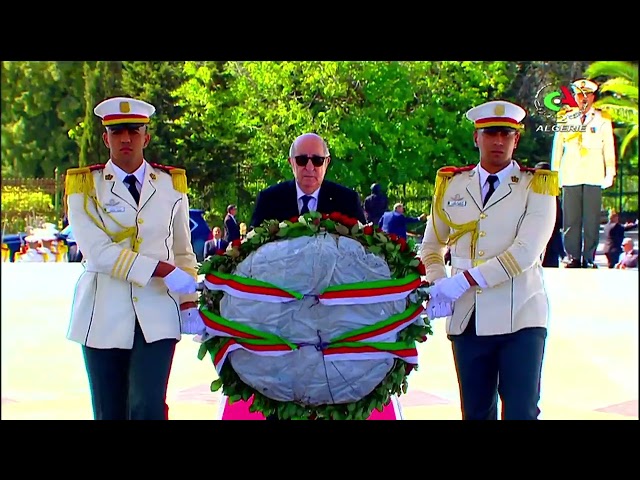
left=603, top=221, right=635, bottom=254
left=203, top=238, right=229, bottom=258
left=224, top=214, right=240, bottom=242
left=250, top=179, right=366, bottom=228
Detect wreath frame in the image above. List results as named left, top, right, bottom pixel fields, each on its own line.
left=197, top=210, right=432, bottom=420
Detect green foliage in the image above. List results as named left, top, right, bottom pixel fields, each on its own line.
left=1, top=186, right=56, bottom=232
left=3, top=60, right=636, bottom=220
left=172, top=61, right=250, bottom=218
left=586, top=61, right=638, bottom=87
left=585, top=61, right=638, bottom=211
left=178, top=60, right=511, bottom=220
left=1, top=61, right=85, bottom=177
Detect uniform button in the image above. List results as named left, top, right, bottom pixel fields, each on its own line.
left=137, top=218, right=144, bottom=224
left=480, top=213, right=487, bottom=219
left=479, top=231, right=486, bottom=237
left=133, top=297, right=138, bottom=302
left=478, top=250, right=485, bottom=256
left=477, top=289, right=482, bottom=294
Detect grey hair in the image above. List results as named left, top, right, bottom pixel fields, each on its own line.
left=289, top=133, right=330, bottom=157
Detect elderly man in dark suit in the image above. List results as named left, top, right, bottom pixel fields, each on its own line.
left=250, top=133, right=366, bottom=227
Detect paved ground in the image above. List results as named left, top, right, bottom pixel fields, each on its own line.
left=1, top=263, right=637, bottom=420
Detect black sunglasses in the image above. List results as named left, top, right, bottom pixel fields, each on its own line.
left=294, top=155, right=327, bottom=167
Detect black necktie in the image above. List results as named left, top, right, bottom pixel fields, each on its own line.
left=300, top=195, right=313, bottom=215
left=124, top=175, right=140, bottom=205
left=483, top=175, right=498, bottom=206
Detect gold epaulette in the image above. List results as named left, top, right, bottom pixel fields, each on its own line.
left=434, top=165, right=474, bottom=199
left=149, top=163, right=188, bottom=194
left=432, top=165, right=480, bottom=255
left=600, top=109, right=612, bottom=120
left=521, top=167, right=559, bottom=196
left=64, top=164, right=105, bottom=196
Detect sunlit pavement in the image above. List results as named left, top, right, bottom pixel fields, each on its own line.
left=1, top=263, right=637, bottom=420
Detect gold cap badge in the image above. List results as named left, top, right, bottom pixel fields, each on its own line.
left=150, top=173, right=156, bottom=180
left=119, top=101, right=131, bottom=113
left=511, top=176, right=519, bottom=183
left=494, top=104, right=505, bottom=116
left=105, top=174, right=113, bottom=180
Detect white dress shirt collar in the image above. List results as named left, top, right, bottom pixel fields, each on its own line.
left=478, top=160, right=515, bottom=190
left=111, top=160, right=146, bottom=188
left=295, top=183, right=320, bottom=212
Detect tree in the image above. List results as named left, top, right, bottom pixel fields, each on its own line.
left=585, top=61, right=639, bottom=213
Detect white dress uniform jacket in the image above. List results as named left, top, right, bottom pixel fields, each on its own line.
left=65, top=160, right=198, bottom=349
left=420, top=162, right=558, bottom=336
left=551, top=108, right=616, bottom=188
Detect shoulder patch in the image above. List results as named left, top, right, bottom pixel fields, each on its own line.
left=149, top=162, right=179, bottom=174
left=66, top=164, right=106, bottom=176
left=149, top=163, right=188, bottom=194
left=519, top=166, right=537, bottom=174
left=437, top=165, right=475, bottom=178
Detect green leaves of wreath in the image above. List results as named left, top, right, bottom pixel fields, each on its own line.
left=197, top=211, right=432, bottom=420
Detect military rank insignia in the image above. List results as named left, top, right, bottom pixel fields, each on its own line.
left=105, top=174, right=113, bottom=180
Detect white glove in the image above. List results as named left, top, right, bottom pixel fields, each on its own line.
left=428, top=272, right=470, bottom=304
left=602, top=175, right=614, bottom=189
left=180, top=308, right=205, bottom=335
left=426, top=300, right=454, bottom=319
left=163, top=267, right=197, bottom=295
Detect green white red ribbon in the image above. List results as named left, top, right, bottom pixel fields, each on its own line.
left=323, top=341, right=418, bottom=364
left=200, top=302, right=424, bottom=373
left=204, top=272, right=303, bottom=303
left=200, top=307, right=297, bottom=374
left=329, top=302, right=425, bottom=343
left=213, top=339, right=297, bottom=374
left=204, top=272, right=422, bottom=306
left=318, top=273, right=422, bottom=305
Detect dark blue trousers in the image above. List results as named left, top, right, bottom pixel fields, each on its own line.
left=449, top=314, right=547, bottom=420
left=82, top=321, right=177, bottom=420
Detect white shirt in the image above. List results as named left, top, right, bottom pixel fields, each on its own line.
left=111, top=160, right=146, bottom=194
left=478, top=160, right=514, bottom=200
left=295, top=183, right=320, bottom=214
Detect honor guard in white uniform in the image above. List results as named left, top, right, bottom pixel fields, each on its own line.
left=65, top=96, right=203, bottom=420
left=420, top=100, right=558, bottom=420
left=551, top=78, right=616, bottom=268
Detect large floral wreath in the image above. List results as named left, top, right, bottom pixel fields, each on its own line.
left=196, top=211, right=432, bottom=420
